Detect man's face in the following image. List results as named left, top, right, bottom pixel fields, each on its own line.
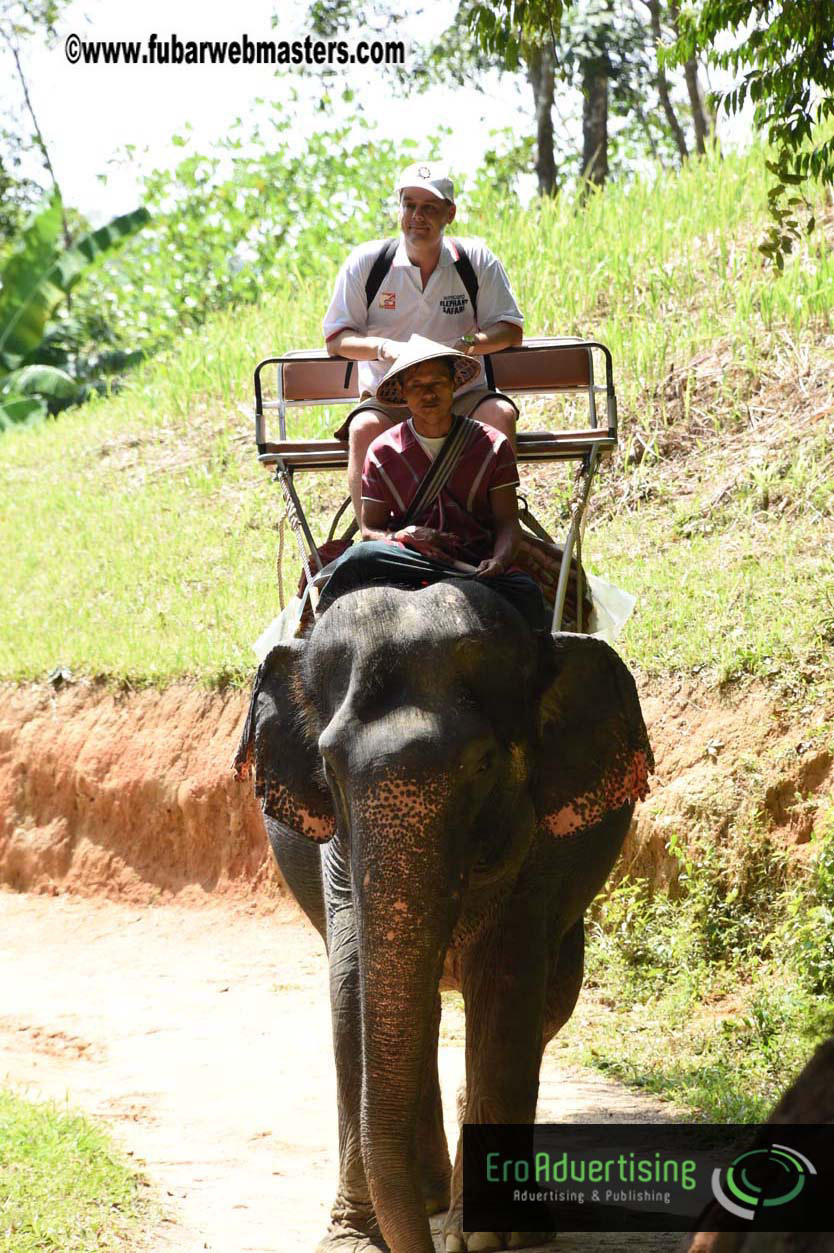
left=398, top=187, right=456, bottom=249
left=400, top=360, right=456, bottom=424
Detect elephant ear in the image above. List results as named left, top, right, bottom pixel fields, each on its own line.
left=533, top=634, right=653, bottom=837
left=234, top=642, right=336, bottom=843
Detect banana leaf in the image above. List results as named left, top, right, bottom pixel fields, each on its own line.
left=0, top=394, right=48, bottom=431
left=52, top=207, right=151, bottom=293
left=0, top=196, right=151, bottom=365
left=0, top=194, right=64, bottom=366
left=4, top=363, right=79, bottom=401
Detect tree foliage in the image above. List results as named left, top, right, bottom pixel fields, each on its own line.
left=1, top=0, right=75, bottom=247
left=557, top=0, right=693, bottom=181
left=0, top=148, right=40, bottom=245
left=465, top=0, right=566, bottom=69
left=70, top=104, right=407, bottom=360
left=667, top=0, right=834, bottom=265
left=310, top=0, right=708, bottom=195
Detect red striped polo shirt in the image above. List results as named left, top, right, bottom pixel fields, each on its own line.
left=361, top=419, right=519, bottom=562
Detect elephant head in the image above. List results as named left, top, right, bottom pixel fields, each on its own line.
left=236, top=578, right=652, bottom=1252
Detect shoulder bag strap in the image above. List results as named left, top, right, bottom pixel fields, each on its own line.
left=399, top=415, right=480, bottom=527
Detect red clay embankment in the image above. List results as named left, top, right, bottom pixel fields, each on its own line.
left=0, top=681, right=281, bottom=904
left=1, top=677, right=831, bottom=902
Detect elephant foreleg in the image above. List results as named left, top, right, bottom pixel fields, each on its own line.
left=543, top=916, right=584, bottom=1042
left=442, top=895, right=551, bottom=1253
left=265, top=818, right=327, bottom=940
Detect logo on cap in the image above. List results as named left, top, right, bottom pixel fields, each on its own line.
left=418, top=165, right=432, bottom=178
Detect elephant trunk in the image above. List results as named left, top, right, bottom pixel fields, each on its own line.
left=350, top=775, right=461, bottom=1253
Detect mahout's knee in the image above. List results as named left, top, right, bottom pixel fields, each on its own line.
left=473, top=397, right=517, bottom=434
left=348, top=411, right=388, bottom=445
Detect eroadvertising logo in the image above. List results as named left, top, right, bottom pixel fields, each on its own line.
left=711, top=1144, right=817, bottom=1220
left=462, top=1124, right=834, bottom=1234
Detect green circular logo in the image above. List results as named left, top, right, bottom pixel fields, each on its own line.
left=712, top=1143, right=816, bottom=1220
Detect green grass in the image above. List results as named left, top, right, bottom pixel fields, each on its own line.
left=553, top=819, right=834, bottom=1121
left=1, top=143, right=833, bottom=685
left=554, top=973, right=833, bottom=1122
left=590, top=470, right=834, bottom=686
left=0, top=1089, right=151, bottom=1251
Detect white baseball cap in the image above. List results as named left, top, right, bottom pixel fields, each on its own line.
left=396, top=162, right=455, bottom=202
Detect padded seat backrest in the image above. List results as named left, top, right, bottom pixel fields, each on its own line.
left=277, top=343, right=592, bottom=404
left=282, top=353, right=360, bottom=404
left=491, top=343, right=591, bottom=393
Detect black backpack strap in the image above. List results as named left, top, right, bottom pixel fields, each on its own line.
left=365, top=238, right=398, bottom=309
left=347, top=238, right=397, bottom=390
left=450, top=240, right=479, bottom=320
left=450, top=240, right=495, bottom=389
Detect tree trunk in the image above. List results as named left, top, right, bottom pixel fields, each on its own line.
left=684, top=58, right=710, bottom=153
left=646, top=0, right=688, bottom=165
left=581, top=56, right=609, bottom=192
left=667, top=0, right=715, bottom=154
left=526, top=41, right=558, bottom=197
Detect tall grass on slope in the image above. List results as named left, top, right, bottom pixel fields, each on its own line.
left=466, top=144, right=834, bottom=417
left=1, top=145, right=832, bottom=684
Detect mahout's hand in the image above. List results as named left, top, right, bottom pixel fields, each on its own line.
left=391, top=525, right=456, bottom=561
left=474, top=556, right=506, bottom=579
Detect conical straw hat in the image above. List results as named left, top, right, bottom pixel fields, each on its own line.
left=376, top=334, right=480, bottom=404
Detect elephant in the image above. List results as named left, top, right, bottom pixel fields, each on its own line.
left=235, top=575, right=653, bottom=1253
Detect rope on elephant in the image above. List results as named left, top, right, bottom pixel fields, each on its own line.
left=276, top=513, right=286, bottom=611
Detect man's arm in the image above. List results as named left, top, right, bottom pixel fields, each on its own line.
left=455, top=320, right=523, bottom=357
left=360, top=497, right=395, bottom=542
left=453, top=243, right=523, bottom=357
left=475, top=484, right=521, bottom=578
left=323, top=245, right=406, bottom=363
left=326, top=330, right=403, bottom=363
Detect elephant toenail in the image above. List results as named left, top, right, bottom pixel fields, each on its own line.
left=467, top=1235, right=503, bottom=1252
left=444, top=1237, right=465, bottom=1252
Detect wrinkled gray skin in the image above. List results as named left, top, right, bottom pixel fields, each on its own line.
left=237, top=579, right=653, bottom=1253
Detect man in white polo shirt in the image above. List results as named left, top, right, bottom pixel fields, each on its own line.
left=323, top=160, right=524, bottom=519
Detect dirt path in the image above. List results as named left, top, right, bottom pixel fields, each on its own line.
left=1, top=891, right=681, bottom=1252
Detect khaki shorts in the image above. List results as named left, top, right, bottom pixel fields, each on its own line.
left=333, top=386, right=519, bottom=441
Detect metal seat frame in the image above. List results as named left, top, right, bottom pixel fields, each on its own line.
left=250, top=337, right=618, bottom=631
